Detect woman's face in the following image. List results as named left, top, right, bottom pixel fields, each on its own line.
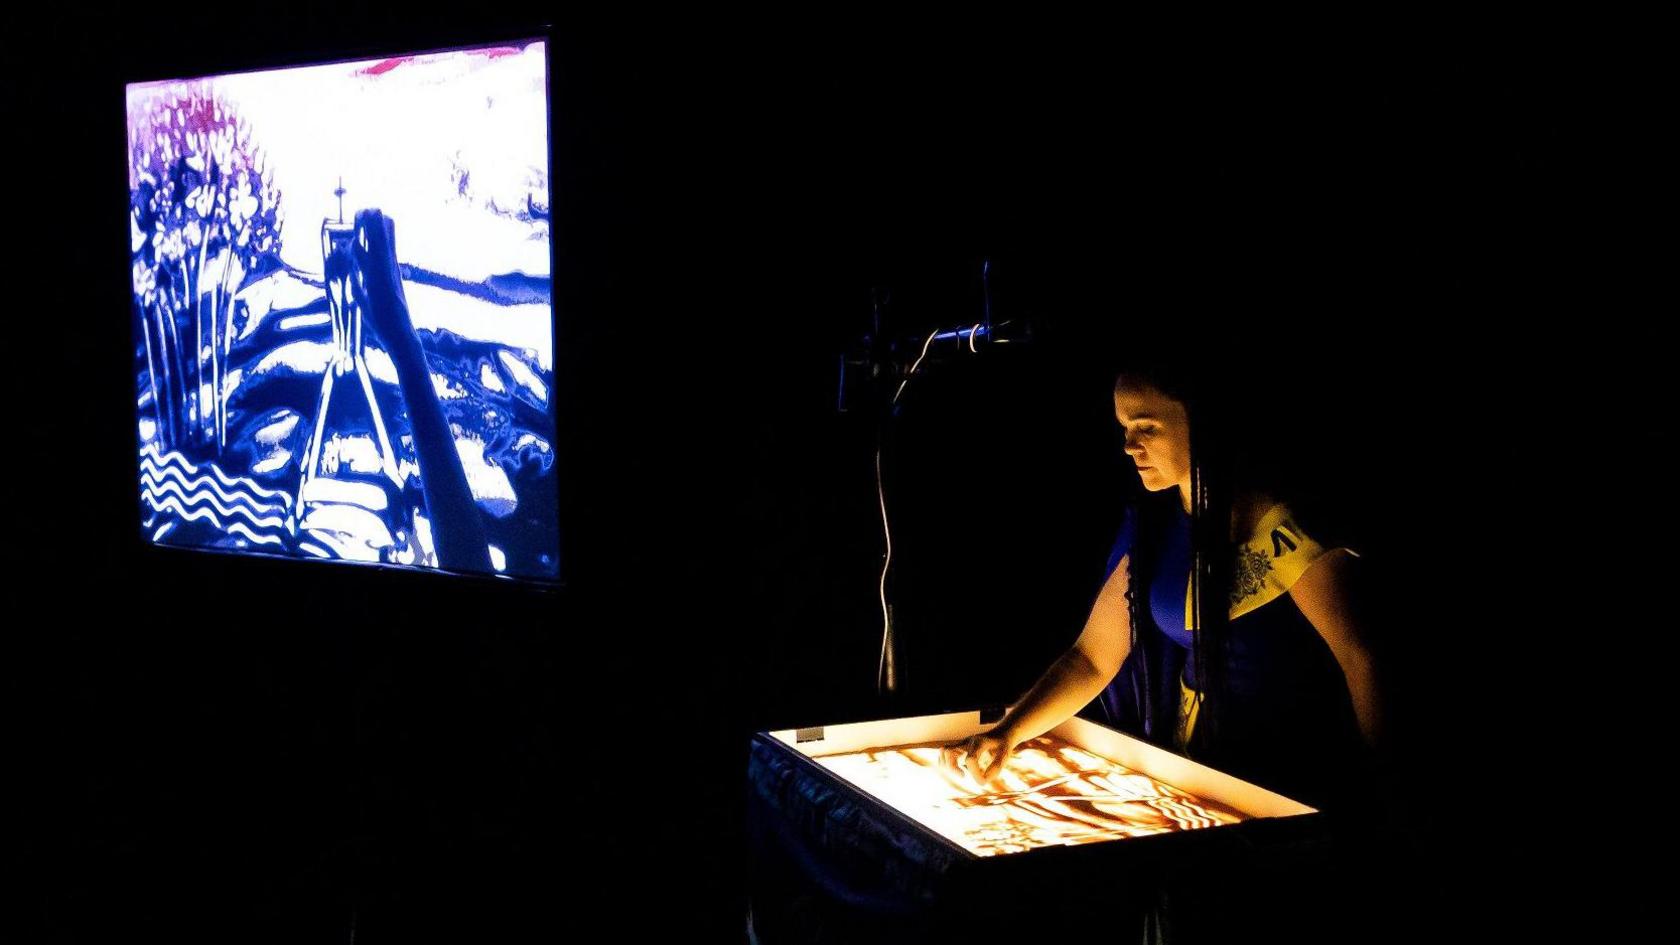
left=1114, top=382, right=1191, bottom=494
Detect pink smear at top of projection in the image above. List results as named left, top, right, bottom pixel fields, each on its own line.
left=355, top=57, right=413, bottom=77
left=356, top=46, right=527, bottom=77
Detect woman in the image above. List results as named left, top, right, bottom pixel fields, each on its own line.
left=943, top=358, right=1383, bottom=811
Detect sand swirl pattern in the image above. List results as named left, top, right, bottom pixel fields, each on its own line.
left=815, top=734, right=1245, bottom=857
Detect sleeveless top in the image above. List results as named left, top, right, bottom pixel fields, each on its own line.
left=1088, top=497, right=1369, bottom=809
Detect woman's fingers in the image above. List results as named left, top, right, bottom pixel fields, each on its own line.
left=939, top=742, right=962, bottom=778
left=965, top=740, right=987, bottom=785
left=942, top=739, right=977, bottom=779
left=942, top=735, right=1016, bottom=789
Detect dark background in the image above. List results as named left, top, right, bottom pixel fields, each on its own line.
left=7, top=9, right=1662, bottom=943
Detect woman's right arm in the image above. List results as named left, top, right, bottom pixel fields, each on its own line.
left=944, top=555, right=1135, bottom=785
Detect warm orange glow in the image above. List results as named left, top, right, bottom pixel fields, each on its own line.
left=814, top=734, right=1246, bottom=857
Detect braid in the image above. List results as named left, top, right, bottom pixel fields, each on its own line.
left=1188, top=463, right=1207, bottom=751
left=1109, top=350, right=1242, bottom=758
left=1123, top=556, right=1146, bottom=736
left=1186, top=377, right=1233, bottom=759
left=1122, top=493, right=1179, bottom=745
left=1124, top=500, right=1156, bottom=740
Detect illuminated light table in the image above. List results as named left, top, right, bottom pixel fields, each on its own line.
left=746, top=710, right=1330, bottom=943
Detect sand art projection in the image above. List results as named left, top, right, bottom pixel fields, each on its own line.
left=128, top=41, right=556, bottom=580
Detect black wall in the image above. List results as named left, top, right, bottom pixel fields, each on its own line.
left=9, top=11, right=1659, bottom=942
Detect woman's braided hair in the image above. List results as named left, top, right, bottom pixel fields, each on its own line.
left=1113, top=357, right=1237, bottom=759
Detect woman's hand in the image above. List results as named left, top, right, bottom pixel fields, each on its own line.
left=938, top=556, right=1133, bottom=792
left=940, top=728, right=1021, bottom=789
